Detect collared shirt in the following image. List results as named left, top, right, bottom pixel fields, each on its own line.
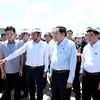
left=5, top=40, right=49, bottom=72
left=50, top=38, right=76, bottom=83
left=0, top=40, right=22, bottom=73
left=20, top=39, right=30, bottom=63
left=80, top=40, right=100, bottom=74
left=49, top=39, right=56, bottom=61
left=20, top=40, right=25, bottom=45
left=0, top=41, right=2, bottom=45
left=20, top=39, right=30, bottom=45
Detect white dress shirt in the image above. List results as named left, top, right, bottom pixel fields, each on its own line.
left=80, top=40, right=100, bottom=73
left=6, top=40, right=49, bottom=72
left=49, top=39, right=56, bottom=61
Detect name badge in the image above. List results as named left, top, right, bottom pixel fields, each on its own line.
left=95, top=53, right=97, bottom=55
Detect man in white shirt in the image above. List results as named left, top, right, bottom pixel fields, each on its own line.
left=48, top=29, right=56, bottom=100
left=44, top=32, right=52, bottom=44
left=79, top=27, right=100, bottom=100
left=0, top=28, right=49, bottom=100
left=42, top=32, right=52, bottom=89
left=49, top=28, right=56, bottom=61
left=19, top=28, right=30, bottom=99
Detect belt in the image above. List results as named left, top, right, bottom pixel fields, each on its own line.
left=27, top=65, right=40, bottom=69
left=85, top=71, right=100, bottom=76
left=53, top=69, right=69, bottom=73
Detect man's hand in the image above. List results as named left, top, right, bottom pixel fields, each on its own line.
left=98, top=83, right=100, bottom=90
left=0, top=59, right=7, bottom=65
left=1, top=71, right=6, bottom=79
left=43, top=72, right=47, bottom=78
left=19, top=69, right=23, bottom=77
left=79, top=74, right=83, bottom=82
left=49, top=76, right=52, bottom=82
left=66, top=82, right=72, bottom=89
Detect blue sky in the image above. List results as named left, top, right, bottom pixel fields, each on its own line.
left=0, top=0, right=100, bottom=36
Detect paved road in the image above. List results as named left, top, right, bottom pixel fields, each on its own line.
left=6, top=81, right=75, bottom=100
left=20, top=81, right=76, bottom=100
left=0, top=73, right=76, bottom=100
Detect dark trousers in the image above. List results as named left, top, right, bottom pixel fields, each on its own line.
left=25, top=65, right=44, bottom=100
left=52, top=70, right=71, bottom=100
left=0, top=70, right=3, bottom=93
left=50, top=82, right=53, bottom=100
left=42, top=76, right=47, bottom=89
left=3, top=73, right=21, bottom=100
left=73, top=62, right=81, bottom=100
left=20, top=66, right=28, bottom=94
left=82, top=71, right=100, bottom=100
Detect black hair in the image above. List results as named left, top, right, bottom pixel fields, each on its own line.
left=4, top=26, right=16, bottom=33
left=55, top=26, right=67, bottom=36
left=86, top=27, right=99, bottom=35
left=21, top=32, right=29, bottom=39
left=35, top=32, right=41, bottom=35
left=67, top=30, right=73, bottom=34
left=1, top=33, right=6, bottom=37
left=44, top=32, right=52, bottom=37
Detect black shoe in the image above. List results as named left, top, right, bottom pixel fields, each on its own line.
left=20, top=93, right=28, bottom=99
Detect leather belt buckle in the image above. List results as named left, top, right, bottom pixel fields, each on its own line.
left=53, top=69, right=68, bottom=73
left=31, top=66, right=39, bottom=69
left=85, top=71, right=100, bottom=76
left=31, top=66, right=36, bottom=69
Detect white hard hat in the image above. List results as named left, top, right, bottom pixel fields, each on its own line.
left=96, top=27, right=100, bottom=32
left=21, top=28, right=30, bottom=34
left=51, top=28, right=55, bottom=32
left=75, top=33, right=85, bottom=38
left=31, top=28, right=42, bottom=33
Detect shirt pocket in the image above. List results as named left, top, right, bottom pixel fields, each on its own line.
left=38, top=47, right=44, bottom=56
left=94, top=52, right=100, bottom=62
left=58, top=50, right=67, bottom=62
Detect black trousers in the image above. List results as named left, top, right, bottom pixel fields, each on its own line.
left=82, top=71, right=100, bottom=100
left=42, top=76, right=47, bottom=89
left=52, top=70, right=71, bottom=100
left=73, top=62, right=81, bottom=100
left=25, top=65, right=44, bottom=100
left=20, top=66, right=28, bottom=94
left=0, top=69, right=3, bottom=93
left=3, top=73, right=21, bottom=100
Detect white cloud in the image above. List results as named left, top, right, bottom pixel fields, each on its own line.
left=17, top=2, right=53, bottom=34
left=26, top=2, right=52, bottom=27
left=1, top=0, right=100, bottom=36
left=67, top=0, right=100, bottom=34
left=0, top=0, right=22, bottom=8
left=27, top=2, right=51, bottom=19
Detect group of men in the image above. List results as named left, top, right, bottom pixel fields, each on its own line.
left=0, top=26, right=100, bottom=100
